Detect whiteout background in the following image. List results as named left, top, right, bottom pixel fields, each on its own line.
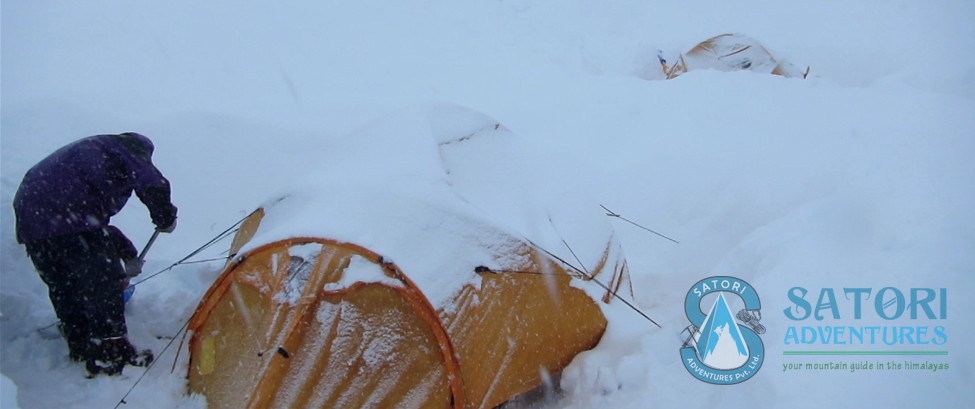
left=2, top=1, right=974, bottom=408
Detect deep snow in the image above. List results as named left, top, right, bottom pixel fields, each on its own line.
left=2, top=0, right=974, bottom=408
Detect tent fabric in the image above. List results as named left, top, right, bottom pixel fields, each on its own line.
left=187, top=219, right=621, bottom=409
left=661, top=33, right=809, bottom=79
left=188, top=237, right=461, bottom=409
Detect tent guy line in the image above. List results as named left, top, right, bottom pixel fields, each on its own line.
left=129, top=209, right=260, bottom=287
left=554, top=237, right=662, bottom=329
left=113, top=317, right=193, bottom=409
left=600, top=204, right=680, bottom=244
left=529, top=215, right=663, bottom=329
left=176, top=257, right=231, bottom=265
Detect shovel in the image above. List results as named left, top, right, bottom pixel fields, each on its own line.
left=123, top=230, right=161, bottom=303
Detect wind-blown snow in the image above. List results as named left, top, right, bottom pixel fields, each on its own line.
left=2, top=0, right=974, bottom=408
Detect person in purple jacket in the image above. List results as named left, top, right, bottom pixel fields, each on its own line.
left=13, top=132, right=178, bottom=377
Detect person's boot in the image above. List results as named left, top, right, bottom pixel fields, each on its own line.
left=86, top=357, right=123, bottom=377
left=128, top=348, right=154, bottom=367
left=85, top=337, right=135, bottom=377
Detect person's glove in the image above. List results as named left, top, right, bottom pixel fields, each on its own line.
left=157, top=219, right=176, bottom=234
left=124, top=258, right=145, bottom=278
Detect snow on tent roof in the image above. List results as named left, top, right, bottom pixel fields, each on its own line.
left=187, top=103, right=633, bottom=409
left=660, top=33, right=810, bottom=80
left=228, top=103, right=620, bottom=304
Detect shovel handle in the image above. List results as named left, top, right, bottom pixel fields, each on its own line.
left=137, top=230, right=161, bottom=261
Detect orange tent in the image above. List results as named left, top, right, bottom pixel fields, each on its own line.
left=184, top=105, right=633, bottom=409
left=661, top=33, right=809, bottom=79
left=186, top=207, right=628, bottom=409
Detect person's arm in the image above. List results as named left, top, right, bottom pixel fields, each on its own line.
left=138, top=183, right=178, bottom=232
left=116, top=137, right=178, bottom=232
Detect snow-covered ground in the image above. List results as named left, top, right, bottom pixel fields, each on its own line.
left=2, top=1, right=974, bottom=408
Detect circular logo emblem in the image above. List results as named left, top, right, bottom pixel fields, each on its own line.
left=680, top=276, right=765, bottom=384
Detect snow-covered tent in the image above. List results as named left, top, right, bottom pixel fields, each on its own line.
left=660, top=33, right=809, bottom=79
left=184, top=104, right=632, bottom=409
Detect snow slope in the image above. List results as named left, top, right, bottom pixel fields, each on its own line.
left=2, top=0, right=974, bottom=408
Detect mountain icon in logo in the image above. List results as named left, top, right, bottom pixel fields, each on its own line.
left=695, top=292, right=749, bottom=369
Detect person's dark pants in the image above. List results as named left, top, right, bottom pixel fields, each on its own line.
left=24, top=228, right=132, bottom=367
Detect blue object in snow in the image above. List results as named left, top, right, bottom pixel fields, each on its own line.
left=123, top=285, right=136, bottom=304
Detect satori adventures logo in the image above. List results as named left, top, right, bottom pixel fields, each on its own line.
left=680, top=276, right=765, bottom=384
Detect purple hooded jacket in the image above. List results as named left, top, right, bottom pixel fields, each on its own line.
left=13, top=133, right=178, bottom=244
